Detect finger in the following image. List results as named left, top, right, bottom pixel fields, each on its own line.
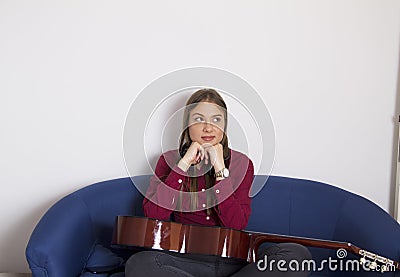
left=195, top=152, right=202, bottom=164
left=196, top=150, right=201, bottom=161
left=187, top=144, right=198, bottom=163
left=209, top=147, right=217, bottom=165
left=200, top=145, right=205, bottom=161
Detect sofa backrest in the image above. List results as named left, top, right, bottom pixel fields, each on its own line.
left=248, top=175, right=349, bottom=237
left=72, top=174, right=399, bottom=242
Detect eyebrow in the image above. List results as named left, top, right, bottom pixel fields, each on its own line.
left=191, top=112, right=223, bottom=117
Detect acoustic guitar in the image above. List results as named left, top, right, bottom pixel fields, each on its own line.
left=111, top=215, right=399, bottom=273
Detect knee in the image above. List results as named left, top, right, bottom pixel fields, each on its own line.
left=126, top=251, right=160, bottom=272
left=261, top=243, right=312, bottom=262
left=282, top=243, right=312, bottom=261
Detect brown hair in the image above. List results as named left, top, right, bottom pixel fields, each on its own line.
left=177, top=88, right=230, bottom=215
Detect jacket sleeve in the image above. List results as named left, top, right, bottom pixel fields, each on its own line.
left=212, top=156, right=254, bottom=230
left=142, top=154, right=187, bottom=220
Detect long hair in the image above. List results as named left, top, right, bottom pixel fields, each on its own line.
left=177, top=88, right=230, bottom=215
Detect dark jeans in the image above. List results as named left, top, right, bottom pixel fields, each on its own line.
left=125, top=243, right=312, bottom=277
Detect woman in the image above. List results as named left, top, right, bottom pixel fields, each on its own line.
left=126, top=89, right=311, bottom=276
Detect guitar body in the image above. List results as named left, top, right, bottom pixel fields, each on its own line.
left=112, top=216, right=251, bottom=261
left=112, top=215, right=400, bottom=272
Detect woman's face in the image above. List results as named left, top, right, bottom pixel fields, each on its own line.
left=188, top=101, right=226, bottom=146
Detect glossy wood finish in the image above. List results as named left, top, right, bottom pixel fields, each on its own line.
left=112, top=216, right=400, bottom=271
left=112, top=216, right=251, bottom=260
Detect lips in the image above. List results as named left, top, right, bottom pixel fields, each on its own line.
left=201, top=136, right=215, bottom=142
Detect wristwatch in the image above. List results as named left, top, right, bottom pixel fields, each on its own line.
left=215, top=168, right=230, bottom=179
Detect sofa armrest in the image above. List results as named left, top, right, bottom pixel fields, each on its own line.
left=26, top=194, right=96, bottom=277
left=333, top=194, right=400, bottom=276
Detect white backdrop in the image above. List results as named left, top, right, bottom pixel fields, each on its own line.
left=1, top=0, right=400, bottom=273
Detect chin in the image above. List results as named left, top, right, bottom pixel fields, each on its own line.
left=202, top=141, right=219, bottom=146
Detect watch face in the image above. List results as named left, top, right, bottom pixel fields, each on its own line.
left=223, top=168, right=230, bottom=178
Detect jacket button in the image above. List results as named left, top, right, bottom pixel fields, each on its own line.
left=215, top=189, right=220, bottom=194
left=178, top=179, right=182, bottom=183
left=206, top=216, right=210, bottom=220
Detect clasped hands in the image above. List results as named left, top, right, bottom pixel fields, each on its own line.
left=178, top=142, right=225, bottom=173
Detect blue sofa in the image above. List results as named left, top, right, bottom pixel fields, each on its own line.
left=26, top=175, right=400, bottom=276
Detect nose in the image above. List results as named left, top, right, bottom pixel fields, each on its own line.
left=203, top=121, right=213, bottom=132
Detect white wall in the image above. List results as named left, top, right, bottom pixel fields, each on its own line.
left=1, top=0, right=400, bottom=273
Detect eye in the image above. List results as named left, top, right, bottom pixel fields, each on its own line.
left=194, top=117, right=204, bottom=122
left=213, top=117, right=222, bottom=123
